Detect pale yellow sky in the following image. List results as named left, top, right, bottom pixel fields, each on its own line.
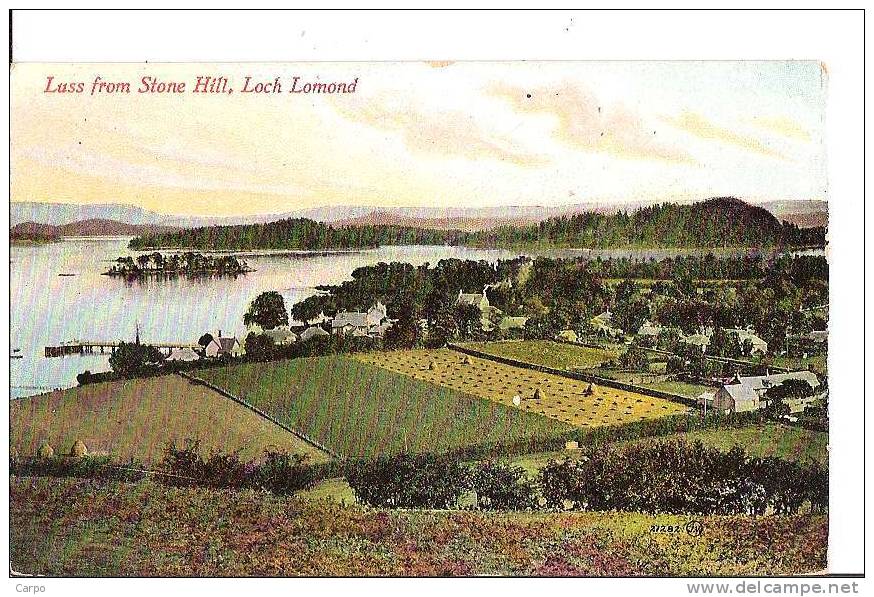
left=10, top=61, right=827, bottom=216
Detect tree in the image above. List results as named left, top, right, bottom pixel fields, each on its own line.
left=709, top=327, right=742, bottom=358
left=198, top=333, right=214, bottom=349
left=108, top=342, right=164, bottom=377
left=425, top=304, right=459, bottom=348
left=243, top=291, right=289, bottom=330
left=618, top=343, right=649, bottom=371
left=384, top=302, right=421, bottom=349
left=612, top=296, right=650, bottom=335
left=244, top=333, right=275, bottom=361
left=454, top=304, right=483, bottom=340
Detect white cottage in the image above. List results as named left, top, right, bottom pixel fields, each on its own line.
left=713, top=371, right=821, bottom=413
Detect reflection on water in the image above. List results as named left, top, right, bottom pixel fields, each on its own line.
left=10, top=238, right=821, bottom=398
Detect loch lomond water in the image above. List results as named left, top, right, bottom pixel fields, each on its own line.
left=9, top=238, right=822, bottom=398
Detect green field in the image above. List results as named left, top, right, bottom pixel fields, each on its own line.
left=462, top=340, right=618, bottom=370
left=198, top=356, right=569, bottom=458
left=771, top=354, right=828, bottom=377
left=11, top=476, right=827, bottom=576
left=9, top=375, right=329, bottom=464
left=507, top=423, right=828, bottom=476
left=589, top=369, right=712, bottom=399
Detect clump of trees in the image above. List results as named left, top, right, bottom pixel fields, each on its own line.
left=764, top=378, right=819, bottom=419
left=105, top=252, right=251, bottom=278
left=539, top=441, right=826, bottom=515
left=108, top=342, right=165, bottom=377
left=345, top=440, right=827, bottom=515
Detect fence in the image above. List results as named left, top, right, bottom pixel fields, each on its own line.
left=446, top=343, right=697, bottom=407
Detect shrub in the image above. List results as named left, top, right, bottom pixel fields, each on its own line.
left=536, top=440, right=827, bottom=516
left=255, top=451, right=317, bottom=494
left=160, top=440, right=252, bottom=488
left=346, top=453, right=470, bottom=509
left=10, top=455, right=146, bottom=482
left=470, top=461, right=538, bottom=511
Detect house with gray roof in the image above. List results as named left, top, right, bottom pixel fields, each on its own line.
left=713, top=371, right=821, bottom=413
left=332, top=311, right=370, bottom=336
left=262, top=327, right=297, bottom=345
left=300, top=325, right=329, bottom=341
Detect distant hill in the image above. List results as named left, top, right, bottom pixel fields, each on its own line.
left=775, top=211, right=829, bottom=228
left=471, top=197, right=825, bottom=248
left=758, top=200, right=828, bottom=229
left=55, top=219, right=179, bottom=236
left=10, top=222, right=61, bottom=243
left=129, top=197, right=825, bottom=251
left=334, top=210, right=546, bottom=232
left=11, top=219, right=178, bottom=238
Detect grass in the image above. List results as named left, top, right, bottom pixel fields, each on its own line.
left=10, top=475, right=827, bottom=576
left=462, top=340, right=618, bottom=370
left=9, top=374, right=328, bottom=464
left=355, top=349, right=689, bottom=429
left=771, top=354, right=828, bottom=377
left=197, top=355, right=568, bottom=459
left=588, top=369, right=712, bottom=399
left=506, top=423, right=828, bottom=476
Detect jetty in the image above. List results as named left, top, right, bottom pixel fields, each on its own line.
left=45, top=340, right=200, bottom=358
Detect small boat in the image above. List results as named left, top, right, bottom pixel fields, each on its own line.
left=58, top=273, right=76, bottom=277
left=10, top=354, right=23, bottom=359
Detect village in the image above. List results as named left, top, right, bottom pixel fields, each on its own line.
left=127, top=268, right=828, bottom=421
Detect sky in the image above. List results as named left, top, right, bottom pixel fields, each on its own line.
left=10, top=61, right=827, bottom=217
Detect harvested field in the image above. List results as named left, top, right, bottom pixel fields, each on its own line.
left=354, top=349, right=689, bottom=428
left=198, top=356, right=569, bottom=458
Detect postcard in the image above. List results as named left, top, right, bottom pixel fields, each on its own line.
left=6, top=10, right=862, bottom=585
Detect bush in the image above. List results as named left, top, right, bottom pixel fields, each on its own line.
left=255, top=451, right=317, bottom=494
left=536, top=440, right=827, bottom=516
left=160, top=440, right=252, bottom=489
left=346, top=453, right=470, bottom=508
left=470, top=461, right=538, bottom=511
left=10, top=455, right=146, bottom=482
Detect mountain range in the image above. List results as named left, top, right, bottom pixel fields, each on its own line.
left=10, top=199, right=827, bottom=233
left=10, top=219, right=178, bottom=239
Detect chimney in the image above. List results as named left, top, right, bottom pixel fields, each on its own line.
left=218, top=329, right=222, bottom=338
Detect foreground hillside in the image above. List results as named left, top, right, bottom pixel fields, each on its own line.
left=10, top=375, right=328, bottom=464
left=11, top=476, right=827, bottom=576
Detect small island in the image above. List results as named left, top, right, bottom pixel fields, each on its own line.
left=10, top=222, right=61, bottom=245
left=103, top=251, right=254, bottom=278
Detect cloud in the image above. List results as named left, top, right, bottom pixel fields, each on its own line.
left=490, top=81, right=693, bottom=164
left=18, top=144, right=305, bottom=196
left=748, top=115, right=812, bottom=142
left=664, top=110, right=785, bottom=160
left=332, top=93, right=547, bottom=167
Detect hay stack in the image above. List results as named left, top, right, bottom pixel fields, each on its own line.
left=428, top=360, right=437, bottom=371
left=533, top=388, right=543, bottom=400
left=584, top=383, right=594, bottom=396
left=37, top=443, right=54, bottom=459
left=70, top=439, right=88, bottom=458
left=462, top=355, right=472, bottom=365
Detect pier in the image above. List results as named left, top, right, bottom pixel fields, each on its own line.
left=44, top=341, right=200, bottom=358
